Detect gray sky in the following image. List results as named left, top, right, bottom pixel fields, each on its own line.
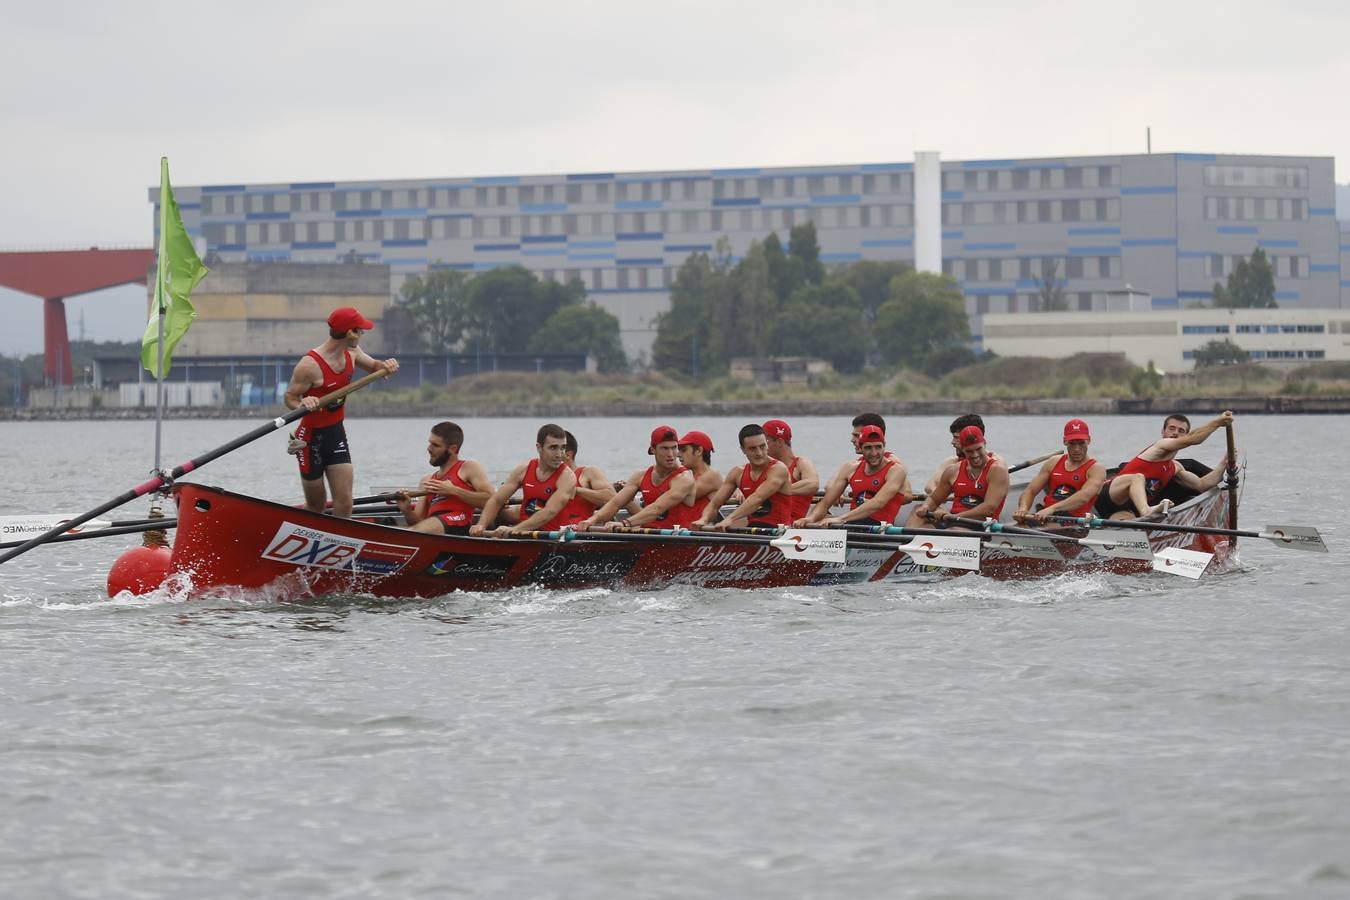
left=2, top=0, right=1347, bottom=354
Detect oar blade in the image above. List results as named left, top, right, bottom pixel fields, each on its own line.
left=1152, top=547, right=1213, bottom=579
left=0, top=515, right=114, bottom=540
left=1261, top=525, right=1328, bottom=553
left=892, top=536, right=983, bottom=571
left=770, top=529, right=848, bottom=563
left=1083, top=528, right=1156, bottom=561
left=983, top=534, right=1064, bottom=561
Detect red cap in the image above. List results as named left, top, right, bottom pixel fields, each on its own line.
left=647, top=424, right=679, bottom=454
left=678, top=430, right=714, bottom=453
left=762, top=419, right=792, bottom=441
left=1063, top=418, right=1091, bottom=441
left=958, top=425, right=986, bottom=448
left=857, top=424, right=885, bottom=446
left=328, top=306, right=375, bottom=332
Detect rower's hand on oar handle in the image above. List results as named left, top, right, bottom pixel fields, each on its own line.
left=1217, top=410, right=1234, bottom=426
left=468, top=523, right=488, bottom=537
left=300, top=396, right=320, bottom=411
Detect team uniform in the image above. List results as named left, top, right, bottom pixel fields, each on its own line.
left=847, top=458, right=905, bottom=526
left=424, top=460, right=476, bottom=535
left=1039, top=454, right=1098, bottom=518
left=557, top=464, right=599, bottom=527
left=1094, top=449, right=1176, bottom=518
left=740, top=460, right=795, bottom=528
left=949, top=453, right=1004, bottom=518
left=294, top=349, right=353, bottom=481
left=520, top=460, right=578, bottom=530
left=787, top=458, right=813, bottom=522
left=638, top=465, right=699, bottom=529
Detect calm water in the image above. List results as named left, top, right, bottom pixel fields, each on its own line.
left=1, top=415, right=1347, bottom=899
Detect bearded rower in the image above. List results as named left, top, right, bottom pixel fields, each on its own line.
left=578, top=425, right=699, bottom=531
left=798, top=424, right=908, bottom=527
left=397, top=421, right=494, bottom=534
left=693, top=424, right=793, bottom=531
left=908, top=424, right=1008, bottom=528
left=1014, top=418, right=1107, bottom=525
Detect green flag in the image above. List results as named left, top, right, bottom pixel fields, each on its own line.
left=142, top=157, right=209, bottom=378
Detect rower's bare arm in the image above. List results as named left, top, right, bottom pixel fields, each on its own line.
left=510, top=466, right=577, bottom=533
left=353, top=347, right=400, bottom=375
left=1015, top=460, right=1056, bottom=519
left=693, top=470, right=740, bottom=527
left=627, top=471, right=695, bottom=527
left=923, top=461, right=950, bottom=497
left=581, top=472, right=643, bottom=528
left=830, top=463, right=906, bottom=525
left=458, top=461, right=495, bottom=509
left=1173, top=453, right=1232, bottom=493
left=789, top=457, right=819, bottom=497
left=961, top=464, right=1011, bottom=521
left=1035, top=462, right=1107, bottom=521
left=471, top=464, right=527, bottom=535
left=282, top=356, right=323, bottom=411
left=800, top=462, right=851, bottom=525
left=718, top=464, right=789, bottom=528
left=1157, top=410, right=1235, bottom=453
left=575, top=466, right=617, bottom=508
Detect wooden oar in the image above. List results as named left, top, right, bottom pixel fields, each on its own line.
left=1047, top=514, right=1328, bottom=553
left=0, top=368, right=392, bottom=565
left=342, top=489, right=429, bottom=508
left=1007, top=450, right=1062, bottom=474
left=1224, top=423, right=1239, bottom=531
left=0, top=519, right=179, bottom=550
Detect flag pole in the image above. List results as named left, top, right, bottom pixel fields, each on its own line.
left=154, top=159, right=169, bottom=473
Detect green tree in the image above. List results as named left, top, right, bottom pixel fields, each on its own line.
left=652, top=253, right=717, bottom=376
left=732, top=241, right=780, bottom=356
left=762, top=231, right=796, bottom=301
left=787, top=222, right=825, bottom=286
left=873, top=270, right=971, bottom=370
left=1192, top=338, right=1251, bottom=367
left=396, top=268, right=470, bottom=351
left=528, top=304, right=628, bottom=372
left=1036, top=259, right=1068, bottom=311
left=769, top=282, right=866, bottom=373
left=464, top=266, right=582, bottom=352
left=837, top=260, right=911, bottom=324
left=1212, top=248, right=1277, bottom=308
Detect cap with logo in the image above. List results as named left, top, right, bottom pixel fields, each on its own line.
left=1063, top=418, right=1091, bottom=442
left=761, top=419, right=792, bottom=441
left=958, top=425, right=986, bottom=448
left=648, top=424, right=679, bottom=454
left=328, top=306, right=375, bottom=332
left=856, top=424, right=885, bottom=446
left=677, top=430, right=714, bottom=453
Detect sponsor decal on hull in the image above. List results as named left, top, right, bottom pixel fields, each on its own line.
left=520, top=550, right=642, bottom=586
left=262, top=522, right=418, bottom=575
left=423, top=552, right=518, bottom=581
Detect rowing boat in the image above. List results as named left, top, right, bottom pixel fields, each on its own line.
left=164, top=459, right=1242, bottom=597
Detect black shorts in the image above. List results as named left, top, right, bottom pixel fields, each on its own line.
left=1094, top=479, right=1150, bottom=518
left=296, top=423, right=351, bottom=481
left=434, top=516, right=471, bottom=536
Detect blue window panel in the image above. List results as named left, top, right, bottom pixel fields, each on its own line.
left=861, top=239, right=913, bottom=248
left=861, top=162, right=913, bottom=172
left=473, top=176, right=519, bottom=185
left=569, top=240, right=616, bottom=249
left=1310, top=207, right=1335, bottom=216
left=964, top=242, right=1016, bottom=251
left=201, top=217, right=246, bottom=225
left=242, top=188, right=290, bottom=196
left=386, top=257, right=428, bottom=266
left=429, top=213, right=473, bottom=220
left=1182, top=325, right=1230, bottom=334
left=202, top=184, right=245, bottom=194
left=821, top=252, right=863, bottom=263
left=1275, top=291, right=1299, bottom=300
left=214, top=243, right=245, bottom=252
left=1177, top=153, right=1218, bottom=162
left=1217, top=226, right=1258, bottom=235
left=178, top=202, right=201, bottom=210
left=712, top=167, right=761, bottom=177
left=712, top=197, right=760, bottom=207
left=521, top=234, right=567, bottom=244
left=1122, top=238, right=1176, bottom=247
left=293, top=241, right=337, bottom=250
left=1067, top=226, right=1121, bottom=236
left=1013, top=161, right=1067, bottom=169
left=963, top=287, right=1017, bottom=296
left=941, top=191, right=964, bottom=201
left=810, top=194, right=862, bottom=204
left=1015, top=278, right=1039, bottom=288
left=1310, top=263, right=1339, bottom=272
left=430, top=262, right=474, bottom=271
left=1069, top=245, right=1122, bottom=255
left=567, top=172, right=615, bottom=181
left=618, top=231, right=664, bottom=241
left=522, top=248, right=566, bottom=257
left=474, top=243, right=519, bottom=252
left=427, top=183, right=469, bottom=191
left=337, top=209, right=379, bottom=219
left=246, top=212, right=290, bottom=221
left=185, top=228, right=203, bottom=237
left=617, top=257, right=664, bottom=266
left=1341, top=245, right=1350, bottom=252
left=616, top=200, right=664, bottom=210
left=290, top=182, right=336, bottom=190
left=1258, top=239, right=1298, bottom=248
left=382, top=239, right=427, bottom=248
left=381, top=207, right=426, bottom=218
left=1177, top=251, right=1211, bottom=258
left=665, top=243, right=713, bottom=253
left=521, top=203, right=567, bottom=214
left=569, top=253, right=616, bottom=261
left=942, top=230, right=964, bottom=240
left=247, top=250, right=291, bottom=262
left=1179, top=290, right=1212, bottom=299
left=961, top=159, right=1016, bottom=168
left=473, top=261, right=513, bottom=271
left=1182, top=351, right=1195, bottom=360
left=1151, top=296, right=1179, bottom=308
left=1121, top=186, right=1177, bottom=195
left=1340, top=280, right=1350, bottom=288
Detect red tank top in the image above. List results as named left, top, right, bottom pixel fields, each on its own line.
left=739, top=460, right=794, bottom=527
left=950, top=453, right=1004, bottom=517
left=1116, top=448, right=1177, bottom=497
left=520, top=460, right=571, bottom=530
left=1044, top=455, right=1097, bottom=517
left=301, top=350, right=354, bottom=428
left=787, top=458, right=812, bottom=521
left=849, top=458, right=905, bottom=524
left=426, top=460, right=476, bottom=527
left=557, top=464, right=597, bottom=526
left=639, top=464, right=698, bottom=528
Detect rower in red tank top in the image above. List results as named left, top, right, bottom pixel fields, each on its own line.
left=398, top=421, right=494, bottom=535
left=520, top=460, right=573, bottom=530
left=910, top=425, right=1010, bottom=527
left=762, top=419, right=818, bottom=524
left=739, top=459, right=795, bottom=527
left=847, top=456, right=906, bottom=525
left=639, top=463, right=700, bottom=528
left=471, top=425, right=579, bottom=537
left=573, top=425, right=698, bottom=531
left=695, top=424, right=795, bottom=531
left=426, top=460, right=477, bottom=530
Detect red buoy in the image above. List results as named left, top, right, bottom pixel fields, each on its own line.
left=107, top=545, right=173, bottom=597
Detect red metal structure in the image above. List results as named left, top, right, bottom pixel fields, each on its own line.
left=0, top=248, right=154, bottom=385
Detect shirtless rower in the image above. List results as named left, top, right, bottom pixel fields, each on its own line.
left=923, top=413, right=985, bottom=496
left=559, top=430, right=618, bottom=525
left=798, top=424, right=908, bottom=528
left=693, top=424, right=794, bottom=531
left=908, top=424, right=1009, bottom=528
left=1014, top=418, right=1107, bottom=525
left=763, top=419, right=819, bottom=523
left=677, top=430, right=724, bottom=511
left=1094, top=411, right=1234, bottom=520
left=470, top=423, right=579, bottom=537
left=578, top=425, right=699, bottom=531
left=396, top=421, right=493, bottom=534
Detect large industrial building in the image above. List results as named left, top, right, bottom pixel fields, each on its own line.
left=157, top=152, right=1345, bottom=363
